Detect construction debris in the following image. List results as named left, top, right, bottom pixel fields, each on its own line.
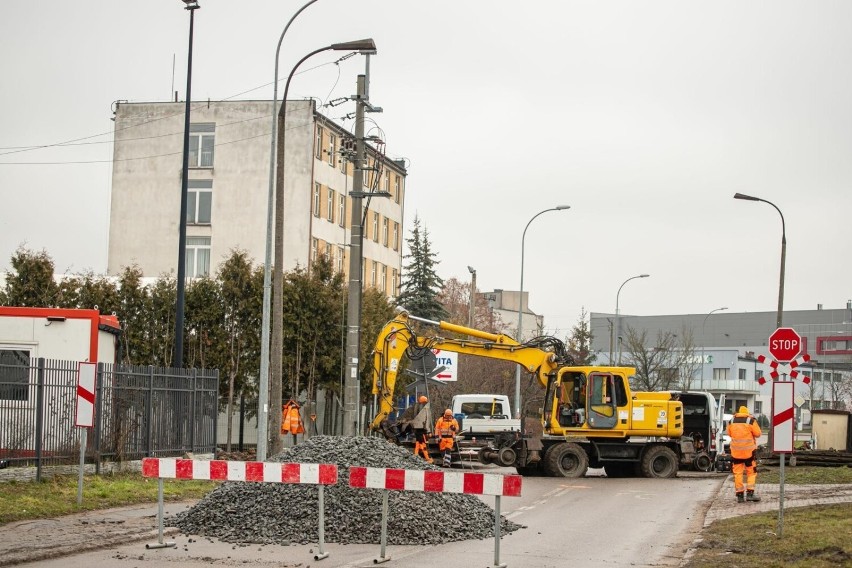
left=172, top=436, right=522, bottom=545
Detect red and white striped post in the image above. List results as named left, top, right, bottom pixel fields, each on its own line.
left=349, top=467, right=523, bottom=567
left=772, top=381, right=794, bottom=537
left=75, top=362, right=97, bottom=506
left=142, top=458, right=338, bottom=557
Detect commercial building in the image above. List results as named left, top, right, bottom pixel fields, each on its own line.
left=589, top=304, right=852, bottom=420
left=107, top=100, right=406, bottom=295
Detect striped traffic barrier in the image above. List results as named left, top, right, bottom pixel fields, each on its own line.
left=349, top=467, right=523, bottom=567
left=141, top=458, right=338, bottom=559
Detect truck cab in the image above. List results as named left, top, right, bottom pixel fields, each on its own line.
left=451, top=394, right=520, bottom=437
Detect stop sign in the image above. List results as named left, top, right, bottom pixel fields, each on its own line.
left=768, top=327, right=802, bottom=362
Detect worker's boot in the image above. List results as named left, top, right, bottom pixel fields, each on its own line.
left=746, top=491, right=761, bottom=502
left=736, top=493, right=745, bottom=503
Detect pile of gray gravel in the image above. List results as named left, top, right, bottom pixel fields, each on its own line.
left=172, top=435, right=522, bottom=545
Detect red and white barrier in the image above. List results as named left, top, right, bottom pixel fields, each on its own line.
left=349, top=466, right=522, bottom=567
left=141, top=458, right=337, bottom=559
left=349, top=466, right=522, bottom=496
left=757, top=353, right=811, bottom=385
left=141, top=458, right=338, bottom=484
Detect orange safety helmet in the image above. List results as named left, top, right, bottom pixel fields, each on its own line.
left=444, top=408, right=453, bottom=417
left=418, top=395, right=428, bottom=403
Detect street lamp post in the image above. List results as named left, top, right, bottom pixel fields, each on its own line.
left=615, top=274, right=649, bottom=366
left=268, top=39, right=377, bottom=454
left=257, top=0, right=319, bottom=463
left=701, top=307, right=728, bottom=391
left=514, top=205, right=570, bottom=419
left=467, top=266, right=476, bottom=327
left=173, top=0, right=199, bottom=369
left=734, top=193, right=786, bottom=328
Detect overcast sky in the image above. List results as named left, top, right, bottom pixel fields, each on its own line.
left=1, top=1, right=850, bottom=335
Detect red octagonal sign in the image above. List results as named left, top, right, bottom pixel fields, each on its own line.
left=769, top=327, right=802, bottom=363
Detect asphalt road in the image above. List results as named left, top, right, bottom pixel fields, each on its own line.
left=11, top=468, right=722, bottom=568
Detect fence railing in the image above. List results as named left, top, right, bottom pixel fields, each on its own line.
left=0, top=358, right=218, bottom=479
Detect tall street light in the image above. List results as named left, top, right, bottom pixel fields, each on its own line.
left=734, top=193, right=786, bottom=328
left=701, top=307, right=727, bottom=391
left=173, top=0, right=199, bottom=369
left=615, top=274, right=649, bottom=366
left=467, top=266, right=476, bottom=327
left=257, top=0, right=320, bottom=463
left=514, top=205, right=570, bottom=419
left=272, top=40, right=377, bottom=448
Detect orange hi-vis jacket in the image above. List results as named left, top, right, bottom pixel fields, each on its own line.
left=435, top=416, right=459, bottom=438
left=727, top=412, right=761, bottom=459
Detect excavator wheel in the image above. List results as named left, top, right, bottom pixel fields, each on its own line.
left=640, top=445, right=679, bottom=478
left=543, top=442, right=588, bottom=478
left=693, top=452, right=713, bottom=472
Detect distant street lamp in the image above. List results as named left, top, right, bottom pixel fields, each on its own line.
left=615, top=274, right=649, bottom=366
left=514, top=205, right=570, bottom=419
left=257, top=0, right=319, bottom=463
left=701, top=307, right=727, bottom=391
left=173, top=0, right=200, bottom=369
left=269, top=38, right=377, bottom=453
left=467, top=266, right=476, bottom=327
left=734, top=193, right=786, bottom=328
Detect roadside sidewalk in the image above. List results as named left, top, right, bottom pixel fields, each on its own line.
left=0, top=500, right=196, bottom=566
left=703, top=477, right=852, bottom=527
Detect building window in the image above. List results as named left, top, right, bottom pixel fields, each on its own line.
left=393, top=222, right=399, bottom=251
left=186, top=237, right=211, bottom=278
left=384, top=171, right=390, bottom=193
left=189, top=123, right=215, bottom=168
left=371, top=260, right=377, bottom=287
left=187, top=180, right=212, bottom=225
left=380, top=264, right=387, bottom=292
left=0, top=348, right=30, bottom=401
left=391, top=269, right=398, bottom=296
left=338, top=194, right=345, bottom=227
left=754, top=401, right=763, bottom=415
left=312, top=238, right=319, bottom=262
left=337, top=246, right=345, bottom=273
left=712, top=368, right=729, bottom=382
left=328, top=133, right=336, bottom=167
left=756, top=369, right=764, bottom=382
left=372, top=212, right=379, bottom=243
left=738, top=368, right=746, bottom=381
left=327, top=189, right=334, bottom=223
left=394, top=176, right=400, bottom=203
left=313, top=183, right=321, bottom=217
left=315, top=126, right=323, bottom=160
left=382, top=218, right=388, bottom=247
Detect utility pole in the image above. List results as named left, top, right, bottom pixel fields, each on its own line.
left=343, top=75, right=367, bottom=436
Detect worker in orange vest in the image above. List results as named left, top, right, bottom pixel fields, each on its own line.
left=727, top=405, right=762, bottom=502
left=410, top=395, right=432, bottom=463
left=434, top=409, right=459, bottom=468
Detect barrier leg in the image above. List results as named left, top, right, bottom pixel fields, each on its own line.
left=314, top=485, right=329, bottom=560
left=146, top=477, right=176, bottom=549
left=374, top=490, right=391, bottom=564
left=493, top=495, right=506, bottom=568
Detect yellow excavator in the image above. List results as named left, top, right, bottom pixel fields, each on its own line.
left=370, top=311, right=696, bottom=478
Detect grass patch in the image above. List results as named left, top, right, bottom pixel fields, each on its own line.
left=685, top=503, right=852, bottom=568
left=756, top=465, right=852, bottom=485
left=0, top=473, right=218, bottom=525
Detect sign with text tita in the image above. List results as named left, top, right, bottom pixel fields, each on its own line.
left=431, top=349, right=457, bottom=382
left=768, top=327, right=802, bottom=363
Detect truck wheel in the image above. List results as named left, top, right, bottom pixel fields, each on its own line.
left=544, top=442, right=588, bottom=478
left=641, top=446, right=678, bottom=478
left=497, top=446, right=517, bottom=467
left=693, top=452, right=713, bottom=472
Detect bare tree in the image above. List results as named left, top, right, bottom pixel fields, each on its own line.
left=674, top=325, right=701, bottom=391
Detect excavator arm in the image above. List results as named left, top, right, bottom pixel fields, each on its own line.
left=369, top=310, right=569, bottom=432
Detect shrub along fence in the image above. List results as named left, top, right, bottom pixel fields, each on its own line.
left=0, top=358, right=218, bottom=480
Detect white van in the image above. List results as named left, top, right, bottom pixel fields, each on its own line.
left=665, top=391, right=725, bottom=471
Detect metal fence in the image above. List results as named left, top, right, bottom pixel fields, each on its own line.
left=0, top=358, right=218, bottom=478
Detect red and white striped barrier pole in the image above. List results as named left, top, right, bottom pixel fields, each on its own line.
left=349, top=467, right=523, bottom=567
left=141, top=458, right=338, bottom=558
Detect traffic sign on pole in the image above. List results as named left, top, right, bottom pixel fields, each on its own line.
left=75, top=362, right=97, bottom=428
left=768, top=327, right=802, bottom=363
left=772, top=381, right=794, bottom=453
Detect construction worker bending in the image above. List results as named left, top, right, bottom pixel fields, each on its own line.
left=435, top=409, right=459, bottom=468
left=727, top=405, right=762, bottom=503
left=410, top=395, right=433, bottom=463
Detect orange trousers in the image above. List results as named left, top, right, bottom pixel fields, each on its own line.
left=732, top=460, right=757, bottom=493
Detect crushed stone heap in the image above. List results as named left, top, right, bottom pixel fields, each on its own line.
left=172, top=435, right=522, bottom=545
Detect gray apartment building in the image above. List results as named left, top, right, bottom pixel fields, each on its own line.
left=107, top=100, right=407, bottom=296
